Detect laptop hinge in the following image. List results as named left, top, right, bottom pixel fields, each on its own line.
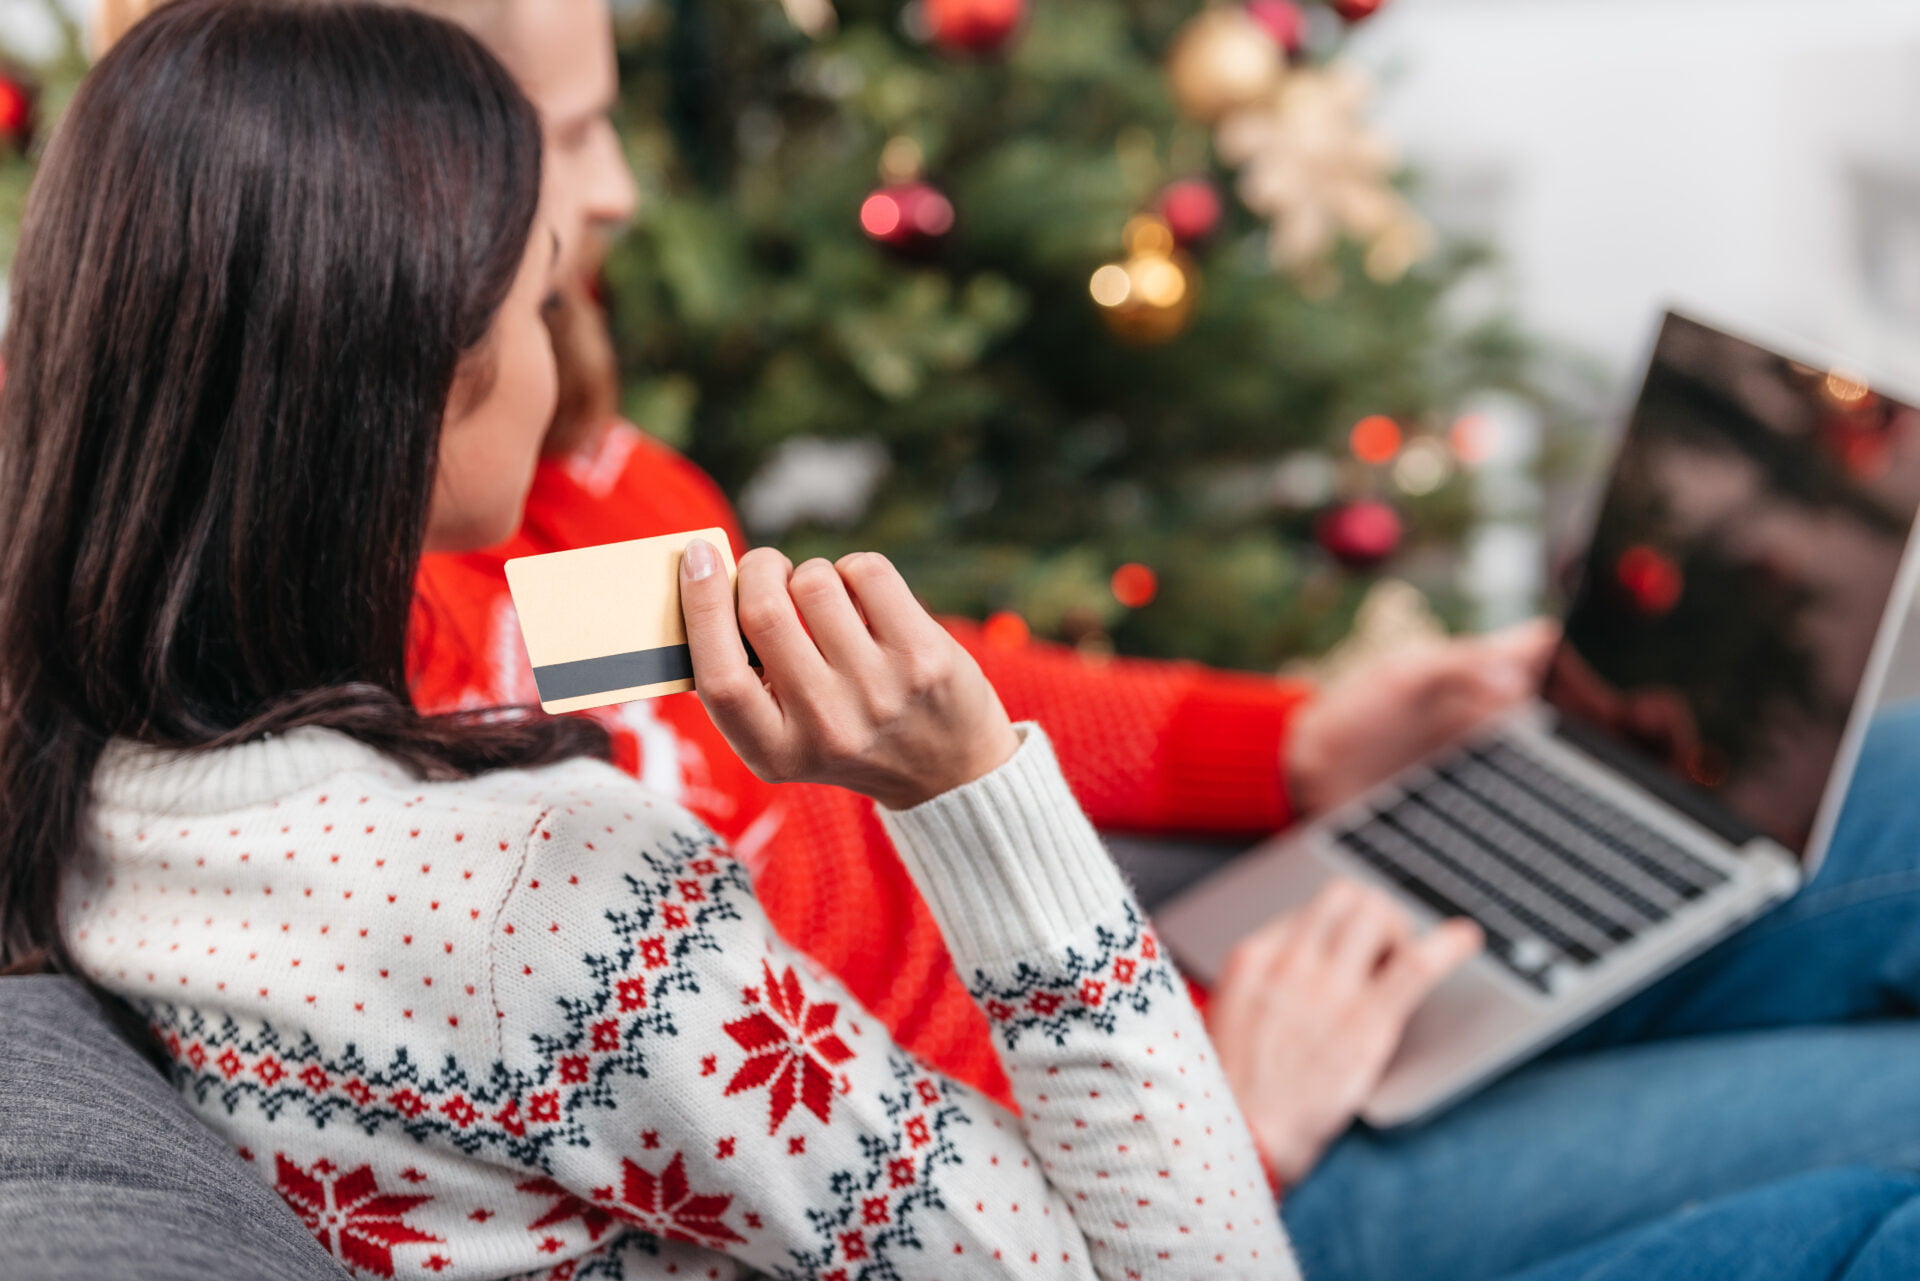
left=1548, top=711, right=1764, bottom=848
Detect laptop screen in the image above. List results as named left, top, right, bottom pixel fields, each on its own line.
left=1543, top=313, right=1920, bottom=857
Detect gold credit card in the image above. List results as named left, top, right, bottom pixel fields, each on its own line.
left=505, top=527, right=737, bottom=714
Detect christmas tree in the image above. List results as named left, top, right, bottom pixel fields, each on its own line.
left=0, top=5, right=77, bottom=270
left=0, top=0, right=1573, bottom=674
left=603, top=0, right=1568, bottom=671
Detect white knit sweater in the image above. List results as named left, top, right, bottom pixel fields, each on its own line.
left=67, top=723, right=1295, bottom=1280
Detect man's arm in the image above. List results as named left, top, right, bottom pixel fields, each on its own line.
left=947, top=619, right=1314, bottom=837
left=953, top=617, right=1557, bottom=837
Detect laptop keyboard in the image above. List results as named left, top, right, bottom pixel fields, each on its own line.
left=1331, top=739, right=1731, bottom=994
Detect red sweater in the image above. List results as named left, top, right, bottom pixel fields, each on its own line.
left=411, top=424, right=1313, bottom=1105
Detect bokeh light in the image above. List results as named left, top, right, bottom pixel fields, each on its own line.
left=982, top=610, right=1031, bottom=648
left=860, top=191, right=903, bottom=239
left=1089, top=264, right=1132, bottom=308
left=1616, top=544, right=1682, bottom=615
left=1449, top=413, right=1494, bottom=463
left=1110, top=562, right=1159, bottom=608
left=1350, top=414, right=1403, bottom=465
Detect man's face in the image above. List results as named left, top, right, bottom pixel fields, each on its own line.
left=489, top=0, right=639, bottom=282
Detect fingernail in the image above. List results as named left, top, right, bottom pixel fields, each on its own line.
left=683, top=538, right=716, bottom=582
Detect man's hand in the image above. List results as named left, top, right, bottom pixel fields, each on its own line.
left=1207, top=880, right=1482, bottom=1186
left=1286, top=620, right=1558, bottom=817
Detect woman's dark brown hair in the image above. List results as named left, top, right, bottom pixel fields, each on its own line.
left=0, top=0, right=608, bottom=972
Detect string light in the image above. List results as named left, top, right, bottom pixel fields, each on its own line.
left=982, top=611, right=1031, bottom=648
left=1123, top=215, right=1176, bottom=257
left=1392, top=437, right=1451, bottom=495
left=1350, top=414, right=1402, bottom=464
left=1132, top=257, right=1188, bottom=308
left=1449, top=413, right=1493, bottom=463
left=879, top=135, right=925, bottom=183
left=1110, top=563, right=1159, bottom=608
left=1089, top=264, right=1132, bottom=308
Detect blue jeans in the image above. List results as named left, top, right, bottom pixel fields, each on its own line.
left=1282, top=704, right=1920, bottom=1281
left=1504, top=1167, right=1920, bottom=1281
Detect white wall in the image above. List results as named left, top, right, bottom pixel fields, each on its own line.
left=2, top=0, right=87, bottom=61
left=1353, top=0, right=1920, bottom=392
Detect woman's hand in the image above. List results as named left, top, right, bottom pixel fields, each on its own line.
left=1206, top=879, right=1482, bottom=1187
left=680, top=541, right=1021, bottom=811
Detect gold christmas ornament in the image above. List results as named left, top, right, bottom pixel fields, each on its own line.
left=1090, top=216, right=1198, bottom=345
left=1164, top=6, right=1286, bottom=125
left=1214, top=61, right=1433, bottom=280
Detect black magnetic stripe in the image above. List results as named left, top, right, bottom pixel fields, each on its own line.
left=533, top=644, right=694, bottom=700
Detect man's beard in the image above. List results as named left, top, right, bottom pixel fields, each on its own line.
left=541, top=269, right=620, bottom=460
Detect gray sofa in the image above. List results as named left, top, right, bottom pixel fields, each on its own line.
left=0, top=975, right=346, bottom=1280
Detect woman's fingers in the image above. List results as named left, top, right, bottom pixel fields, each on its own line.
left=680, top=539, right=784, bottom=753
left=1210, top=915, right=1295, bottom=1044
left=835, top=552, right=943, bottom=651
left=684, top=543, right=1018, bottom=807
left=788, top=558, right=880, bottom=674
left=1294, top=879, right=1359, bottom=959
left=735, top=547, right=831, bottom=689
left=1325, top=888, right=1414, bottom=986
left=1377, top=918, right=1483, bottom=1020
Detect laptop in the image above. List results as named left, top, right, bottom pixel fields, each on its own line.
left=1157, top=310, right=1920, bottom=1127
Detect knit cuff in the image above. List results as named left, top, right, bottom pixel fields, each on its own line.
left=880, top=724, right=1131, bottom=968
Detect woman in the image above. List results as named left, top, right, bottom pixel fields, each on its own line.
left=0, top=2, right=1426, bottom=1275
left=13, top=4, right=1920, bottom=1280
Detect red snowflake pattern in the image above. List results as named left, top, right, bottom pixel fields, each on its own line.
left=274, top=1155, right=441, bottom=1279
left=723, top=961, right=856, bottom=1135
left=519, top=1177, right=618, bottom=1243
left=592, top=1151, right=747, bottom=1248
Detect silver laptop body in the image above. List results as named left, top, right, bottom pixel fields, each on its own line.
left=1157, top=311, right=1920, bottom=1127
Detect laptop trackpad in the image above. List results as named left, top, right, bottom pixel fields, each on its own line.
left=1364, top=958, right=1540, bottom=1128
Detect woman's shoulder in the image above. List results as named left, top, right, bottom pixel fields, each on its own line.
left=74, top=726, right=734, bottom=1074
left=90, top=725, right=674, bottom=826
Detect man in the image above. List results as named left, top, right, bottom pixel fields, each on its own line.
left=411, top=0, right=1553, bottom=1103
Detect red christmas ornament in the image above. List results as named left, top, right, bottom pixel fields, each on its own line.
left=925, top=0, right=1028, bottom=55
left=1316, top=499, right=1402, bottom=570
left=1156, top=179, right=1224, bottom=247
left=0, top=72, right=34, bottom=153
left=1330, top=0, right=1388, bottom=23
left=1243, top=0, right=1308, bottom=55
left=860, top=182, right=955, bottom=253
